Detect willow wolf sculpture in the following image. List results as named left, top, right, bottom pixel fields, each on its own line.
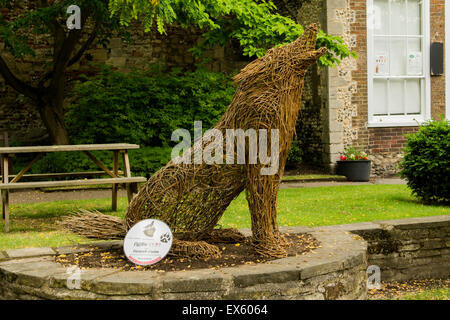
left=62, top=24, right=327, bottom=258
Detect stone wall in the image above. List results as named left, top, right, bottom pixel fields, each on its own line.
left=323, top=0, right=359, bottom=170
left=354, top=216, right=450, bottom=281
left=275, top=0, right=339, bottom=168
left=368, top=127, right=419, bottom=177
left=290, top=0, right=329, bottom=167
left=321, top=215, right=450, bottom=282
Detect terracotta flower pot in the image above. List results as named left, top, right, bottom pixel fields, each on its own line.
left=336, top=160, right=371, bottom=182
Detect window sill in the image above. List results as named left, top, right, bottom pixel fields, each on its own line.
left=367, top=121, right=423, bottom=128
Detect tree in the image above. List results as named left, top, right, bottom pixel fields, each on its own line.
left=0, top=0, right=355, bottom=144
left=0, top=0, right=124, bottom=144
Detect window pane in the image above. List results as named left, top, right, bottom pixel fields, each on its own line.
left=408, top=37, right=422, bottom=51
left=389, top=79, right=405, bottom=115
left=374, top=0, right=389, bottom=34
left=407, top=38, right=423, bottom=75
left=391, top=0, right=407, bottom=35
left=373, top=79, right=388, bottom=115
left=406, top=79, right=421, bottom=114
left=390, top=38, right=407, bottom=75
left=407, top=0, right=422, bottom=35
left=374, top=37, right=389, bottom=75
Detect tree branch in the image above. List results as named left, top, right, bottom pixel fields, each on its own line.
left=50, top=17, right=67, bottom=65
left=0, top=54, right=38, bottom=100
left=49, top=8, right=93, bottom=90
left=38, top=28, right=97, bottom=88
left=68, top=27, right=98, bottom=67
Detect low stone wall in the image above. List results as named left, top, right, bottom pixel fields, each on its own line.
left=0, top=227, right=368, bottom=300
left=318, top=215, right=450, bottom=282
left=0, top=215, right=448, bottom=300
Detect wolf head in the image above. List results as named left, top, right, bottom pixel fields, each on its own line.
left=233, top=23, right=327, bottom=84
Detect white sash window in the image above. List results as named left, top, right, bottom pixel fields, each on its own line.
left=367, top=0, right=430, bottom=126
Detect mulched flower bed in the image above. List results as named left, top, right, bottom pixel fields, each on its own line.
left=55, top=233, right=320, bottom=272
left=368, top=279, right=450, bottom=300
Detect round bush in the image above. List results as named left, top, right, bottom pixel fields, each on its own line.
left=399, top=119, right=450, bottom=204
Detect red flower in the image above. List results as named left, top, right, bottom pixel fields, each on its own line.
left=340, top=156, right=347, bottom=161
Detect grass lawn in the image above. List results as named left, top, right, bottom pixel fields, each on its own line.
left=369, top=279, right=450, bottom=300
left=0, top=184, right=448, bottom=250
left=370, top=287, right=450, bottom=300
left=399, top=288, right=450, bottom=300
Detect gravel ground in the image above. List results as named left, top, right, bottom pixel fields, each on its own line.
left=7, top=188, right=128, bottom=205
left=5, top=178, right=407, bottom=205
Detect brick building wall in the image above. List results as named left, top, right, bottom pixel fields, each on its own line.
left=430, top=0, right=446, bottom=119
left=332, top=0, right=447, bottom=176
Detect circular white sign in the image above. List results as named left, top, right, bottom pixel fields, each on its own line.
left=123, top=219, right=173, bottom=266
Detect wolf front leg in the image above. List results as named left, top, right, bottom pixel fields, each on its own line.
left=245, top=164, right=287, bottom=258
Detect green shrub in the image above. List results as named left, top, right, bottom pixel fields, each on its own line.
left=66, top=65, right=236, bottom=147
left=127, top=147, right=172, bottom=178
left=286, top=140, right=303, bottom=168
left=399, top=118, right=450, bottom=204
left=62, top=65, right=236, bottom=176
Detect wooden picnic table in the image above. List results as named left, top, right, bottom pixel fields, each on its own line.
left=0, top=143, right=147, bottom=232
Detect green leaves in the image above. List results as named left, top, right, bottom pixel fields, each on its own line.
left=108, top=0, right=356, bottom=67
left=316, top=30, right=358, bottom=67
left=65, top=64, right=236, bottom=175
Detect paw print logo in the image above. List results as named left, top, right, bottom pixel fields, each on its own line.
left=160, top=232, right=171, bottom=243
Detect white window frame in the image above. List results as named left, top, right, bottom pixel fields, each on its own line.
left=367, top=0, right=431, bottom=127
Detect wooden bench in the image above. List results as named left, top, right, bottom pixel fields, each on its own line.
left=0, top=177, right=146, bottom=190
left=0, top=144, right=147, bottom=233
